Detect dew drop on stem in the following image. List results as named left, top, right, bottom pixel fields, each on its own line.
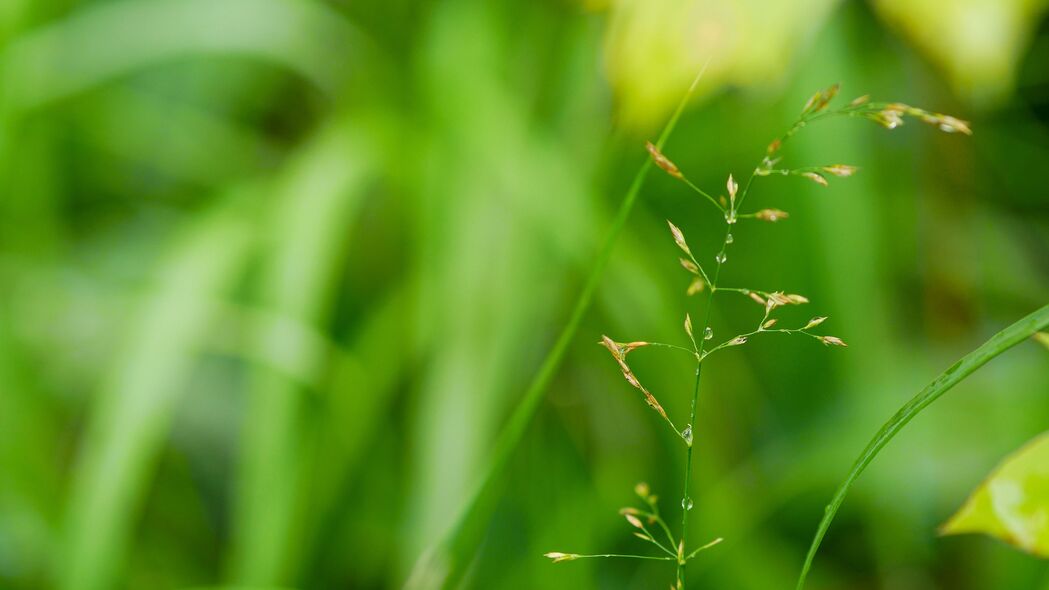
left=725, top=233, right=733, bottom=244
left=681, top=425, right=693, bottom=445
left=703, top=327, right=713, bottom=340
left=682, top=497, right=694, bottom=511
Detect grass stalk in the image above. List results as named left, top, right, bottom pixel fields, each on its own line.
left=405, top=64, right=710, bottom=589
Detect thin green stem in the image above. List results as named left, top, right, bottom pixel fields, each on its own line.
left=682, top=177, right=725, bottom=213
left=676, top=221, right=731, bottom=588
left=685, top=537, right=724, bottom=561
left=647, top=342, right=702, bottom=357
left=638, top=509, right=678, bottom=549
left=571, top=554, right=676, bottom=562
left=406, top=62, right=711, bottom=590
left=637, top=524, right=678, bottom=557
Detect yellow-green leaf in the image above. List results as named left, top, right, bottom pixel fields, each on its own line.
left=940, top=431, right=1049, bottom=558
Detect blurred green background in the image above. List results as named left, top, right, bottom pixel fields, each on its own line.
left=1, top=0, right=1048, bottom=588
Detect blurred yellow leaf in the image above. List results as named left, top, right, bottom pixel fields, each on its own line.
left=941, top=431, right=1049, bottom=558
left=872, top=0, right=1049, bottom=106
left=601, top=0, right=840, bottom=129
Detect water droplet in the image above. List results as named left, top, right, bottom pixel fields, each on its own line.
left=682, top=497, right=694, bottom=511
left=725, top=233, right=733, bottom=244
left=681, top=425, right=693, bottom=445
left=703, top=327, right=713, bottom=340
left=715, top=253, right=727, bottom=264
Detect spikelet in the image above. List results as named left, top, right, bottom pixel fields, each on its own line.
left=821, top=335, right=847, bottom=347
left=754, top=209, right=788, bottom=222
left=822, top=165, right=857, bottom=177
left=687, top=277, right=705, bottom=296
left=667, top=220, right=692, bottom=257
left=545, top=552, right=579, bottom=563
left=800, top=171, right=828, bottom=187
left=646, top=141, right=683, bottom=179
left=804, top=316, right=828, bottom=329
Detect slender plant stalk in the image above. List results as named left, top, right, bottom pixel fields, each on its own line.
left=405, top=63, right=711, bottom=589
left=548, top=84, right=975, bottom=589
left=795, top=302, right=1049, bottom=590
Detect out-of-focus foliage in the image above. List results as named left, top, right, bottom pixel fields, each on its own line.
left=602, top=0, right=841, bottom=128
left=942, top=431, right=1049, bottom=558
left=873, top=0, right=1049, bottom=105
left=0, top=0, right=1047, bottom=589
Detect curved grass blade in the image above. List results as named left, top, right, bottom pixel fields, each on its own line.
left=404, top=62, right=710, bottom=590
left=1, top=0, right=362, bottom=111
left=59, top=194, right=257, bottom=590
left=795, top=302, right=1049, bottom=590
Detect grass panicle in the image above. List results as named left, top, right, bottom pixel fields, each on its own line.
left=546, top=83, right=972, bottom=589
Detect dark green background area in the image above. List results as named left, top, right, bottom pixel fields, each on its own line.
left=1, top=1, right=1047, bottom=589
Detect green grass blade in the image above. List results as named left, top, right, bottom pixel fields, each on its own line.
left=59, top=194, right=257, bottom=590
left=795, top=302, right=1049, bottom=590
left=1, top=0, right=360, bottom=110
left=404, top=66, right=708, bottom=590
left=230, top=118, right=375, bottom=584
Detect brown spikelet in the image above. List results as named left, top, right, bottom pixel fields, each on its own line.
left=821, top=335, right=847, bottom=347
left=687, top=277, right=705, bottom=296
left=767, top=138, right=782, bottom=155
left=849, top=95, right=870, bottom=107
left=801, top=171, right=828, bottom=187
left=822, top=164, right=857, bottom=177
left=754, top=208, right=788, bottom=222
left=667, top=220, right=692, bottom=256
left=804, top=316, right=828, bottom=329
left=680, top=258, right=700, bottom=275
left=545, top=552, right=578, bottom=563
left=646, top=141, right=683, bottom=179
left=748, top=291, right=766, bottom=305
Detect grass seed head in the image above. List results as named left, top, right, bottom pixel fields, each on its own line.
left=822, top=164, right=857, bottom=177
left=687, top=277, right=705, bottom=296
left=667, top=220, right=692, bottom=256
left=625, top=513, right=644, bottom=528
left=805, top=316, right=828, bottom=329
left=680, top=258, right=700, bottom=275
left=755, top=208, right=788, bottom=222
left=646, top=141, right=683, bottom=179
left=821, top=335, right=847, bottom=347
left=801, top=171, right=829, bottom=187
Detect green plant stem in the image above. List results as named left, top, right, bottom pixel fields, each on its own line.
left=405, top=64, right=710, bottom=590
left=676, top=221, right=732, bottom=588
left=574, top=554, right=676, bottom=561
left=795, top=302, right=1049, bottom=590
